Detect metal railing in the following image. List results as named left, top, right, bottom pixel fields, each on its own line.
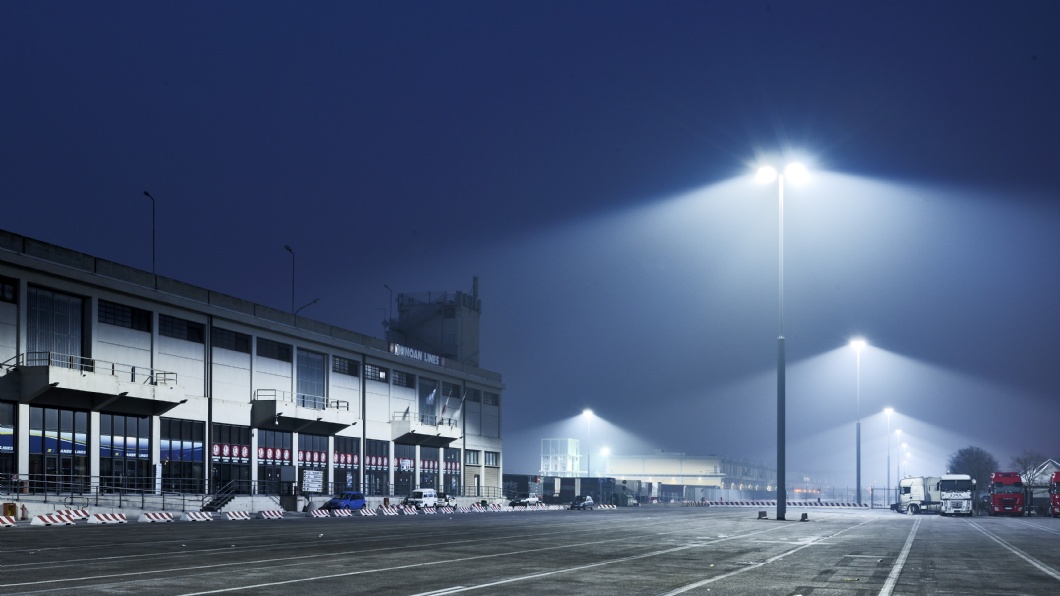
left=391, top=411, right=459, bottom=428
left=254, top=388, right=349, bottom=411
left=7, top=351, right=177, bottom=385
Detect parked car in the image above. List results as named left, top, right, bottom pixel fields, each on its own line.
left=322, top=491, right=366, bottom=510
left=569, top=495, right=594, bottom=510
left=401, top=488, right=438, bottom=509
left=437, top=492, right=458, bottom=507
left=509, top=493, right=540, bottom=507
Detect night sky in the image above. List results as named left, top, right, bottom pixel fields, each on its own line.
left=4, top=2, right=1058, bottom=488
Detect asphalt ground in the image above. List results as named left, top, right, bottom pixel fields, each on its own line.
left=1, top=506, right=1059, bottom=595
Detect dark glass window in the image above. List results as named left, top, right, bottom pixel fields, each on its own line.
left=392, top=370, right=415, bottom=388
left=212, top=327, right=251, bottom=354
left=332, top=356, right=359, bottom=376
left=258, top=338, right=292, bottom=362
left=0, top=276, right=18, bottom=304
left=159, top=314, right=204, bottom=343
left=98, top=300, right=152, bottom=332
left=365, top=363, right=388, bottom=382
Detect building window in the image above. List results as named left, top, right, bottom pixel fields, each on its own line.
left=333, top=356, right=359, bottom=377
left=484, top=451, right=499, bottom=467
left=365, top=363, right=388, bottom=382
left=98, top=300, right=152, bottom=332
left=465, top=389, right=481, bottom=403
left=160, top=418, right=204, bottom=493
left=159, top=314, right=204, bottom=343
left=0, top=276, right=16, bottom=304
left=465, top=450, right=480, bottom=465
left=392, top=370, right=415, bottom=388
left=297, top=349, right=326, bottom=409
left=258, top=338, right=292, bottom=362
left=212, top=327, right=251, bottom=354
left=483, top=392, right=499, bottom=406
left=441, top=382, right=461, bottom=399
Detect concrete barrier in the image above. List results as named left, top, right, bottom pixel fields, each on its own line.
left=180, top=512, right=213, bottom=522
left=88, top=513, right=128, bottom=524
left=309, top=509, right=331, bottom=518
left=1, top=515, right=17, bottom=527
left=31, top=514, right=77, bottom=526
left=138, top=512, right=175, bottom=523
left=359, top=508, right=378, bottom=516
left=224, top=511, right=252, bottom=521
left=54, top=509, right=89, bottom=519
left=258, top=510, right=285, bottom=520
left=331, top=509, right=353, bottom=517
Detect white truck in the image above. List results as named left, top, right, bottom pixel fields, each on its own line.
left=938, top=473, right=975, bottom=516
left=894, top=476, right=941, bottom=514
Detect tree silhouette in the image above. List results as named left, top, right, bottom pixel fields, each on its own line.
left=947, top=446, right=999, bottom=496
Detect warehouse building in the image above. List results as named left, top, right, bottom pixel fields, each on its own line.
left=0, top=229, right=504, bottom=507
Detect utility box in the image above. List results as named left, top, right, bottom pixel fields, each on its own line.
left=2, top=503, right=15, bottom=517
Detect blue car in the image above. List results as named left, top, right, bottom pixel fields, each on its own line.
left=323, top=491, right=366, bottom=510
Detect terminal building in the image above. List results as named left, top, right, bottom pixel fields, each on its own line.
left=0, top=229, right=504, bottom=507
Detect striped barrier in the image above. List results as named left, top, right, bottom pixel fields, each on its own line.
left=180, top=512, right=213, bottom=522
left=456, top=506, right=472, bottom=513
left=309, top=509, right=331, bottom=518
left=437, top=506, right=454, bottom=514
left=259, top=510, right=285, bottom=520
left=55, top=509, right=89, bottom=519
left=597, top=504, right=617, bottom=509
left=400, top=506, right=419, bottom=515
left=138, top=512, right=174, bottom=523
left=32, top=514, right=77, bottom=526
left=359, top=508, right=378, bottom=516
left=488, top=504, right=503, bottom=512
left=88, top=513, right=128, bottom=524
left=470, top=505, right=487, bottom=512
left=378, top=506, right=400, bottom=516
left=421, top=507, right=437, bottom=515
left=331, top=509, right=353, bottom=517
left=224, top=511, right=252, bottom=521
left=1, top=515, right=17, bottom=527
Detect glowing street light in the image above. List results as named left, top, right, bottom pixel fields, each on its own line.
left=850, top=338, right=866, bottom=505
left=756, top=161, right=810, bottom=521
left=583, top=409, right=593, bottom=477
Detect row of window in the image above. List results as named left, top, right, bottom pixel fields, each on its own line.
left=93, top=296, right=499, bottom=404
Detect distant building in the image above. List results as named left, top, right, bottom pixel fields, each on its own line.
left=540, top=438, right=581, bottom=478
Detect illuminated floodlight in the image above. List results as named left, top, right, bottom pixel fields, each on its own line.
left=850, top=338, right=866, bottom=351
left=784, top=162, right=810, bottom=184
left=755, top=165, right=778, bottom=184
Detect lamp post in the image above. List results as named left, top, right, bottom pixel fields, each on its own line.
left=142, top=191, right=156, bottom=275
left=850, top=338, right=866, bottom=505
left=295, top=298, right=321, bottom=317
left=284, top=245, right=295, bottom=313
left=583, top=409, right=593, bottom=477
left=884, top=407, right=893, bottom=508
left=755, top=162, right=810, bottom=521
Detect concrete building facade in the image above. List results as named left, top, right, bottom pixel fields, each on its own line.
left=0, top=229, right=504, bottom=504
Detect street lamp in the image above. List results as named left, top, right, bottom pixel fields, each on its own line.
left=143, top=191, right=156, bottom=275
left=850, top=338, right=866, bottom=505
left=884, top=407, right=894, bottom=508
left=284, top=245, right=295, bottom=313
left=295, top=298, right=321, bottom=317
left=756, top=161, right=810, bottom=521
left=583, top=409, right=593, bottom=477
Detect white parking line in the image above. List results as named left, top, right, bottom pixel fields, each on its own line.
left=878, top=517, right=920, bottom=596
left=967, top=520, right=1060, bottom=581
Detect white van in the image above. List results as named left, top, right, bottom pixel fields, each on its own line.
left=403, top=488, right=437, bottom=509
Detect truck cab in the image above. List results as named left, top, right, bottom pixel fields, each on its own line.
left=1049, top=471, right=1060, bottom=518
left=988, top=471, right=1025, bottom=516
left=938, top=474, right=975, bottom=516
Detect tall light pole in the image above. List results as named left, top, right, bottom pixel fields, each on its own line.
left=850, top=338, right=866, bottom=505
left=895, top=429, right=902, bottom=487
left=143, top=191, right=156, bottom=275
left=284, top=245, right=295, bottom=313
left=583, top=409, right=593, bottom=477
left=884, top=407, right=893, bottom=508
left=756, top=162, right=810, bottom=521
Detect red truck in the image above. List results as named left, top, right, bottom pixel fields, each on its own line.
left=988, top=471, right=1025, bottom=516
left=1050, top=471, right=1060, bottom=518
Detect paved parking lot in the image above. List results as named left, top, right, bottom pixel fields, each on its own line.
left=2, top=506, right=1058, bottom=595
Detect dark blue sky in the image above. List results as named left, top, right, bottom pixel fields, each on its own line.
left=3, top=2, right=1058, bottom=485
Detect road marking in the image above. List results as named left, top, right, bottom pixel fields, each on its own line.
left=660, top=518, right=877, bottom=595
left=1009, top=518, right=1060, bottom=536
left=878, top=516, right=919, bottom=596
left=173, top=524, right=793, bottom=595
left=966, top=520, right=1060, bottom=581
